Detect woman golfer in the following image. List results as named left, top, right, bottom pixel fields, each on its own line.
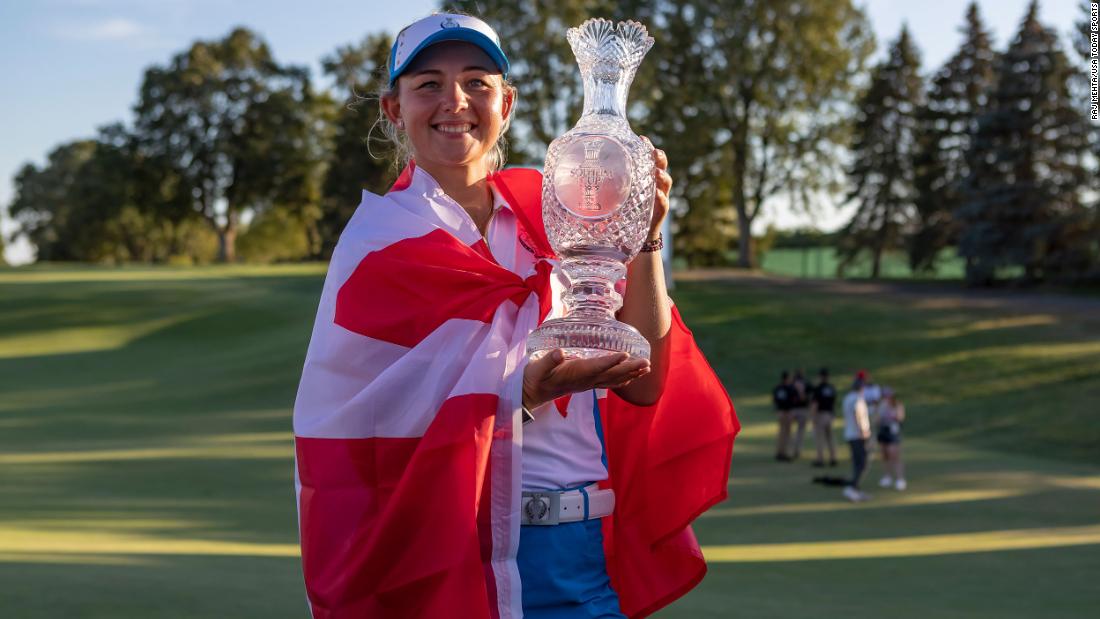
left=292, top=13, right=738, bottom=618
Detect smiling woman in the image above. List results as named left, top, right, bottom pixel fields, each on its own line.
left=378, top=38, right=516, bottom=233
left=291, top=11, right=737, bottom=619
left=378, top=37, right=516, bottom=179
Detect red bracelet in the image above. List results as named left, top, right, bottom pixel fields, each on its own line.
left=639, top=233, right=663, bottom=252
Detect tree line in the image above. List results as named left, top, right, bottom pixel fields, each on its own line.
left=7, top=1, right=1098, bottom=284
left=841, top=1, right=1097, bottom=283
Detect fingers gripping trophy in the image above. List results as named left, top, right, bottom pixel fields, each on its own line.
left=526, top=19, right=656, bottom=361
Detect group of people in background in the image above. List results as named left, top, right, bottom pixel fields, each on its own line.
left=773, top=368, right=908, bottom=502
left=772, top=368, right=838, bottom=466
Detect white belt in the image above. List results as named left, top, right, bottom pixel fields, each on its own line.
left=520, top=484, right=615, bottom=526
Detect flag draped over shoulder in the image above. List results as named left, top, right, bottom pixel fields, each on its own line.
left=293, top=163, right=739, bottom=619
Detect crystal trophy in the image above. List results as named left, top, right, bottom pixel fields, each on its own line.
left=526, top=19, right=656, bottom=360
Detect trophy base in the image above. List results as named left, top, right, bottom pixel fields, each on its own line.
left=527, top=316, right=651, bottom=361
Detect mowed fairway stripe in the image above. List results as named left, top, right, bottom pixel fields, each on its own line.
left=0, top=433, right=295, bottom=464
left=0, top=445, right=293, bottom=464
left=0, top=264, right=326, bottom=284
left=702, top=524, right=1100, bottom=562
left=0, top=526, right=299, bottom=558
left=4, top=524, right=1099, bottom=564
left=702, top=488, right=1025, bottom=517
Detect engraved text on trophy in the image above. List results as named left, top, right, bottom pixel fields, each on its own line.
left=552, top=136, right=632, bottom=219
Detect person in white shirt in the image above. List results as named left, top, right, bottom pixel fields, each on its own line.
left=841, top=377, right=872, bottom=502
left=857, top=369, right=882, bottom=457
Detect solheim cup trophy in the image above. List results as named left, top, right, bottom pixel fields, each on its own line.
left=526, top=18, right=656, bottom=361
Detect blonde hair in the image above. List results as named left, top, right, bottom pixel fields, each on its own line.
left=374, top=71, right=517, bottom=173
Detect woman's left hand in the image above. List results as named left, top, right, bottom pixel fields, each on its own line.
left=616, top=137, right=674, bottom=406
left=642, top=136, right=672, bottom=242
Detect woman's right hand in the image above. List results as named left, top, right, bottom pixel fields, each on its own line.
left=522, top=350, right=650, bottom=411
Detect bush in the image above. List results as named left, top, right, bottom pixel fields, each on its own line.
left=237, top=208, right=316, bottom=264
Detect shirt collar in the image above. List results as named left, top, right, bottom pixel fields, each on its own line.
left=409, top=165, right=447, bottom=199
left=408, top=164, right=514, bottom=215
left=488, top=183, right=513, bottom=215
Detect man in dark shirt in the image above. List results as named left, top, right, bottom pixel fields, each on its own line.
left=810, top=367, right=838, bottom=467
left=789, top=369, right=811, bottom=460
left=773, top=371, right=793, bottom=461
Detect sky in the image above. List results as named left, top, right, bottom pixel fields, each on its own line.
left=0, top=0, right=1086, bottom=264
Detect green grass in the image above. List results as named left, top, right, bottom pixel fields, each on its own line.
left=1, top=265, right=1098, bottom=618
left=674, top=280, right=1100, bottom=462
left=761, top=247, right=965, bottom=279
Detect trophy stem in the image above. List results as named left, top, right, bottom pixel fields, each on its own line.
left=561, top=255, right=625, bottom=320
left=525, top=252, right=651, bottom=361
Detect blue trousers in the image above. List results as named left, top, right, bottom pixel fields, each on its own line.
left=848, top=439, right=868, bottom=489
left=517, top=518, right=625, bottom=618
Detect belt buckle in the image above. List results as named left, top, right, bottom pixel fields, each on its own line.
left=523, top=492, right=560, bottom=526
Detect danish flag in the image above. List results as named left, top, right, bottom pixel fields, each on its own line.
left=293, top=163, right=739, bottom=618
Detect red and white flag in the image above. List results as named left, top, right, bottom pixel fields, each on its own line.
left=293, top=163, right=739, bottom=618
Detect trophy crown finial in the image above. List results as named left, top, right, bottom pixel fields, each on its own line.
left=566, top=18, right=654, bottom=76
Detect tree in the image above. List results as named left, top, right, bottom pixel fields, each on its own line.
left=449, top=0, right=745, bottom=264
left=7, top=125, right=219, bottom=264
left=133, top=27, right=324, bottom=262
left=958, top=1, right=1093, bottom=283
left=8, top=140, right=96, bottom=261
left=317, top=33, right=397, bottom=258
left=838, top=26, right=924, bottom=279
left=450, top=1, right=873, bottom=267
left=909, top=2, right=996, bottom=273
left=671, top=0, right=874, bottom=268
left=448, top=0, right=623, bottom=164
left=629, top=0, right=739, bottom=265
left=448, top=0, right=743, bottom=265
left=66, top=124, right=158, bottom=262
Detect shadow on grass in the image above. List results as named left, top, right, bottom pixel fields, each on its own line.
left=0, top=272, right=323, bottom=555
left=2, top=269, right=1097, bottom=618
left=0, top=555, right=305, bottom=619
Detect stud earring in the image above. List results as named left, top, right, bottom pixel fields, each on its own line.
left=396, top=118, right=405, bottom=130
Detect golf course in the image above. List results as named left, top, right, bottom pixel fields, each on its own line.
left=1, top=264, right=1097, bottom=618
